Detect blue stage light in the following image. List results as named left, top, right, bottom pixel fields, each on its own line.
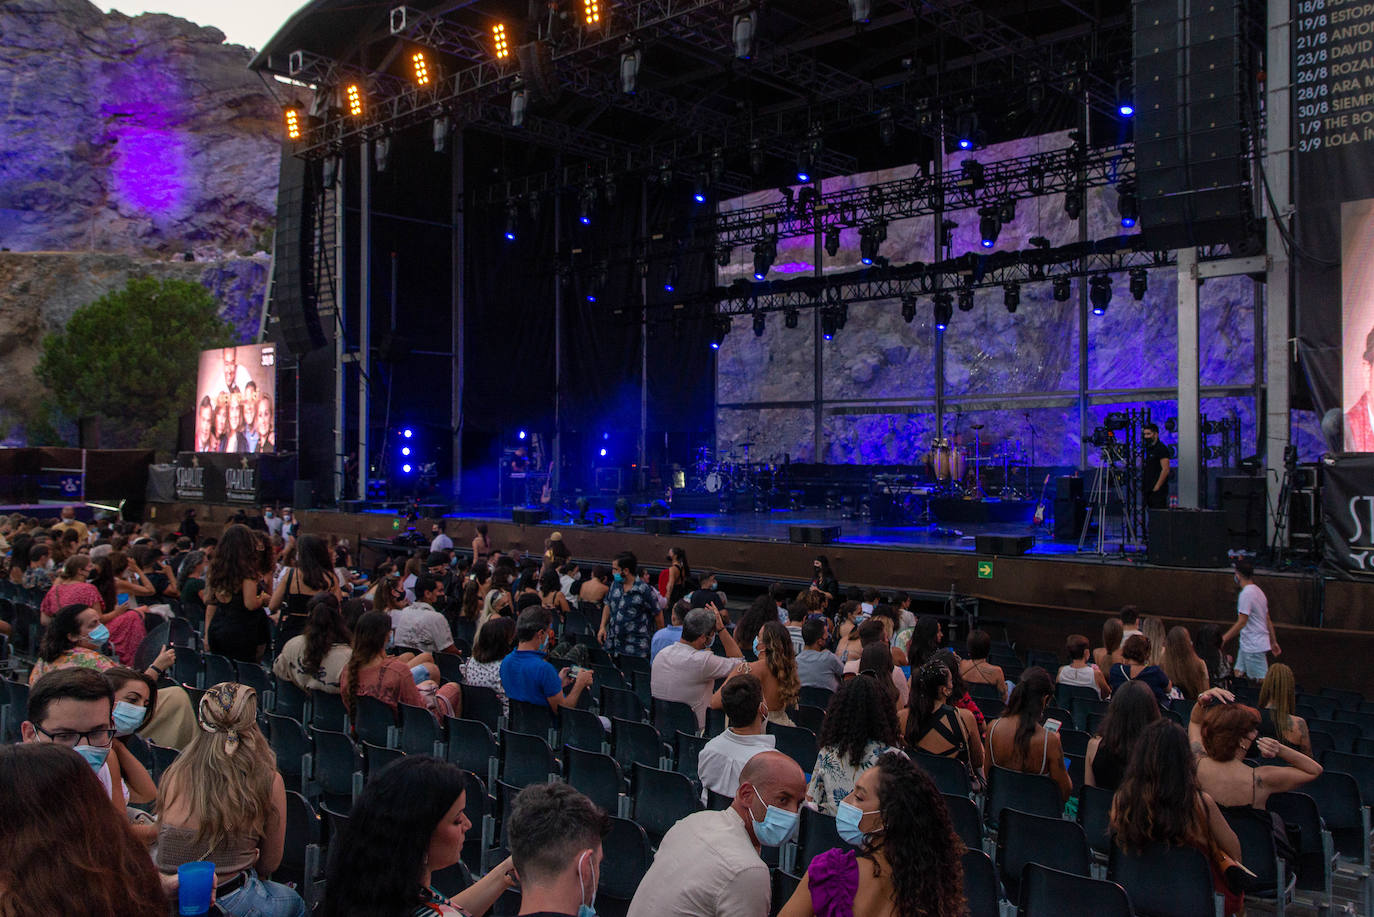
left=796, top=170, right=810, bottom=183
left=710, top=340, right=720, bottom=350
left=518, top=430, right=526, bottom=439
left=579, top=215, right=590, bottom=225
left=693, top=191, right=706, bottom=203
left=1119, top=103, right=1135, bottom=117
left=402, top=446, right=411, bottom=456
left=402, top=463, right=413, bottom=473
left=504, top=230, right=516, bottom=241
left=599, top=447, right=607, bottom=457
left=402, top=428, right=413, bottom=439
left=1120, top=216, right=1136, bottom=228
left=602, top=432, right=609, bottom=440
left=958, top=137, right=972, bottom=150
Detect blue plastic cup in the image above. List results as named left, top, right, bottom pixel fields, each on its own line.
left=177, top=861, right=216, bottom=916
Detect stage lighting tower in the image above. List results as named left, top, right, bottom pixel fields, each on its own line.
left=1089, top=275, right=1112, bottom=315
left=933, top=294, right=953, bottom=331
left=978, top=207, right=1000, bottom=249
left=1129, top=268, right=1148, bottom=300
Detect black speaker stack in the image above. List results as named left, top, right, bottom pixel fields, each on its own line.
left=1147, top=508, right=1229, bottom=567
left=789, top=524, right=840, bottom=545
left=272, top=156, right=327, bottom=357
left=1214, top=475, right=1265, bottom=552
left=1053, top=476, right=1087, bottom=541
left=1132, top=0, right=1257, bottom=249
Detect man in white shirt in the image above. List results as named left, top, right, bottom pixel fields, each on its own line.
left=429, top=521, right=453, bottom=553
left=627, top=750, right=805, bottom=917
left=651, top=606, right=748, bottom=730
left=697, top=673, right=775, bottom=803
left=262, top=506, right=283, bottom=537
left=1222, top=558, right=1280, bottom=679
left=1119, top=604, right=1142, bottom=638
left=389, top=574, right=458, bottom=656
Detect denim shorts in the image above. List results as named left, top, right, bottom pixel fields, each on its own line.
left=1234, top=650, right=1269, bottom=680
left=217, top=870, right=306, bottom=917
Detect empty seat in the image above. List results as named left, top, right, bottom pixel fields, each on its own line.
left=769, top=868, right=802, bottom=916
left=508, top=699, right=557, bottom=742
left=1076, top=784, right=1114, bottom=861
left=795, top=806, right=844, bottom=873
left=766, top=721, right=818, bottom=775
left=500, top=728, right=557, bottom=788
left=652, top=697, right=699, bottom=744
left=310, top=691, right=349, bottom=733
left=943, top=793, right=983, bottom=852
left=565, top=746, right=624, bottom=815
left=561, top=705, right=606, bottom=754
left=630, top=763, right=701, bottom=845
left=789, top=705, right=826, bottom=735
left=596, top=816, right=652, bottom=907
left=264, top=711, right=312, bottom=793
left=460, top=684, right=504, bottom=733
left=1019, top=862, right=1133, bottom=917
left=272, top=678, right=309, bottom=722
left=916, top=751, right=972, bottom=798
left=996, top=807, right=1091, bottom=902
left=399, top=702, right=445, bottom=757
left=599, top=685, right=646, bottom=723
left=308, top=726, right=362, bottom=807
left=362, top=743, right=403, bottom=782
left=962, top=849, right=1000, bottom=917
left=353, top=695, right=399, bottom=748
left=674, top=731, right=708, bottom=783
left=444, top=716, right=499, bottom=785
left=1107, top=841, right=1216, bottom=917
left=611, top=717, right=664, bottom=771
left=234, top=661, right=273, bottom=699
left=985, top=766, right=1063, bottom=829
left=1301, top=771, right=1372, bottom=868
left=203, top=653, right=237, bottom=687
left=1267, top=790, right=1338, bottom=910
left=277, top=789, right=322, bottom=908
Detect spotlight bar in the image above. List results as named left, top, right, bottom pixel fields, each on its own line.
left=492, top=23, right=509, bottom=60
left=411, top=50, right=431, bottom=85
left=345, top=84, right=364, bottom=117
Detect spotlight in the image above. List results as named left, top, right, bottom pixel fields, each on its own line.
left=583, top=0, right=601, bottom=27
left=1116, top=76, right=1134, bottom=117
left=503, top=199, right=518, bottom=241
left=752, top=237, right=776, bottom=279
left=709, top=315, right=731, bottom=350
left=1052, top=275, right=1071, bottom=302
left=796, top=154, right=812, bottom=184
left=578, top=182, right=596, bottom=225
left=373, top=136, right=390, bottom=172
left=1129, top=267, right=1148, bottom=300
left=1089, top=275, right=1112, bottom=315
left=284, top=106, right=303, bottom=140
left=620, top=45, right=641, bottom=93
left=978, top=207, right=1000, bottom=249
left=402, top=446, right=411, bottom=456
left=1003, top=283, right=1020, bottom=313
left=518, top=430, right=527, bottom=440
left=663, top=264, right=679, bottom=293
left=716, top=245, right=732, bottom=267
left=900, top=294, right=917, bottom=323
left=411, top=50, right=431, bottom=86
left=958, top=160, right=985, bottom=190
left=603, top=432, right=609, bottom=440
left=403, top=428, right=414, bottom=439
left=784, top=307, right=799, bottom=329
left=732, top=10, right=756, bottom=59
left=1064, top=187, right=1083, bottom=221
left=692, top=172, right=707, bottom=204
left=585, top=265, right=606, bottom=303
left=753, top=311, right=766, bottom=337
left=849, top=0, right=871, bottom=22
left=820, top=307, right=838, bottom=341
left=345, top=83, right=364, bottom=117
left=749, top=139, right=765, bottom=176
left=957, top=286, right=974, bottom=312
left=492, top=22, right=510, bottom=60
left=998, top=199, right=1017, bottom=225
left=824, top=226, right=841, bottom=258
left=599, top=448, right=608, bottom=457
left=432, top=115, right=451, bottom=153
left=878, top=107, right=894, bottom=146
left=1117, top=183, right=1138, bottom=228
left=955, top=111, right=979, bottom=150
left=933, top=295, right=953, bottom=331
left=859, top=223, right=887, bottom=265
left=402, top=463, right=413, bottom=473
left=510, top=87, right=527, bottom=127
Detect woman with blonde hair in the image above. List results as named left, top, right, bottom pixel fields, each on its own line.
left=1140, top=616, right=1168, bottom=668
left=1257, top=663, right=1312, bottom=754
left=734, top=619, right=800, bottom=725
left=154, top=682, right=305, bottom=917
left=1161, top=625, right=1210, bottom=701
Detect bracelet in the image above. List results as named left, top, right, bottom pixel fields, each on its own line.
left=149, top=665, right=165, bottom=676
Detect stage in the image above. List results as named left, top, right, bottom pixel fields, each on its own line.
left=148, top=497, right=1374, bottom=695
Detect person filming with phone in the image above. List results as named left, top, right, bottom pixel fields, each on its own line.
left=500, top=607, right=594, bottom=714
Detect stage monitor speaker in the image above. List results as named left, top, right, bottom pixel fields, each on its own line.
left=1055, top=477, right=1084, bottom=502
left=975, top=534, right=1033, bottom=556
left=1053, top=502, right=1088, bottom=540
left=1147, top=509, right=1228, bottom=567
left=512, top=507, right=551, bottom=525
left=645, top=517, right=693, bottom=535
left=273, top=156, right=326, bottom=356
left=293, top=479, right=315, bottom=510
left=789, top=524, right=840, bottom=544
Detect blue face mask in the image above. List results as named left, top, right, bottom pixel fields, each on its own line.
left=577, top=850, right=598, bottom=917
left=87, top=623, right=110, bottom=646
left=748, top=795, right=800, bottom=847
left=112, top=701, right=147, bottom=736
left=612, top=572, right=624, bottom=583
left=539, top=636, right=550, bottom=653
left=73, top=744, right=110, bottom=773
left=835, top=800, right=880, bottom=847
left=752, top=636, right=761, bottom=656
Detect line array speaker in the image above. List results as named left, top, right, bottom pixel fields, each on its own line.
left=272, top=155, right=326, bottom=356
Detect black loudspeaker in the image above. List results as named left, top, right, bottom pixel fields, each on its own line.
left=1053, top=502, right=1088, bottom=540
left=512, top=507, right=551, bottom=525
left=518, top=40, right=562, bottom=103
left=789, top=524, right=840, bottom=544
left=974, top=533, right=1034, bottom=556
left=1215, top=475, right=1266, bottom=551
left=1147, top=509, right=1228, bottom=567
left=273, top=156, right=326, bottom=356
left=293, top=479, right=315, bottom=511
left=1055, top=476, right=1084, bottom=502
left=1132, top=0, right=1254, bottom=249
left=645, top=517, right=693, bottom=535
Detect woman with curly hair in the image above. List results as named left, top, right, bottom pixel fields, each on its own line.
left=320, top=756, right=516, bottom=917
left=986, top=667, right=1072, bottom=800
left=205, top=523, right=271, bottom=662
left=833, top=600, right=864, bottom=663
left=806, top=674, right=903, bottom=815
left=748, top=620, right=801, bottom=725
left=273, top=592, right=353, bottom=693
left=781, top=752, right=966, bottom=917
left=0, top=743, right=169, bottom=917
left=1110, top=719, right=1243, bottom=915
left=155, top=682, right=305, bottom=917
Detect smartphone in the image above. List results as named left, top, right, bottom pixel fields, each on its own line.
left=1044, top=718, right=1062, bottom=733
left=569, top=665, right=587, bottom=678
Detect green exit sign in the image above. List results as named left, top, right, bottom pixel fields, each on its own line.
left=977, top=561, right=994, bottom=579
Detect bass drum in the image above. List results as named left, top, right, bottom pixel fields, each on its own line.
left=704, top=471, right=725, bottom=493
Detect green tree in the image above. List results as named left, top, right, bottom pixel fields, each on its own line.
left=36, top=276, right=235, bottom=451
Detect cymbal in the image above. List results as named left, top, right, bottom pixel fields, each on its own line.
left=736, top=441, right=754, bottom=448
left=970, top=424, right=985, bottom=430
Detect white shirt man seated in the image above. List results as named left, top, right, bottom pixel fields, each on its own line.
left=650, top=606, right=748, bottom=731
left=388, top=574, right=458, bottom=656
left=696, top=672, right=776, bottom=804
left=627, top=750, right=806, bottom=917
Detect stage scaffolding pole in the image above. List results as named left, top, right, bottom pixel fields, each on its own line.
left=357, top=142, right=371, bottom=501
left=552, top=155, right=562, bottom=498
left=639, top=183, right=648, bottom=490
left=1264, top=0, right=1292, bottom=545
left=1177, top=247, right=1201, bottom=508
left=450, top=132, right=465, bottom=500
left=813, top=175, right=823, bottom=463
left=334, top=158, right=346, bottom=504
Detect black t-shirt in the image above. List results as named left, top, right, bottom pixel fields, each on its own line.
left=1142, top=441, right=1171, bottom=488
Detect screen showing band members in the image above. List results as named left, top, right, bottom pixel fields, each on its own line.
left=1342, top=198, right=1374, bottom=452
left=193, top=344, right=276, bottom=453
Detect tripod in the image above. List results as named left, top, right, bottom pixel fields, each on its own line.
left=1268, top=444, right=1299, bottom=566
left=1078, top=451, right=1139, bottom=554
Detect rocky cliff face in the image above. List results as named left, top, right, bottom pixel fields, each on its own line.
left=0, top=0, right=282, bottom=442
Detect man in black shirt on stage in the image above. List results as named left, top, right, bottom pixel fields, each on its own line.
left=1141, top=422, right=1172, bottom=509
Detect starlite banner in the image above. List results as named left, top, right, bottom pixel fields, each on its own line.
left=173, top=452, right=296, bottom=504
left=1322, top=453, right=1374, bottom=574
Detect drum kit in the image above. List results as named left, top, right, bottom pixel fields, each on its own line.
left=693, top=442, right=792, bottom=509
left=921, top=424, right=1032, bottom=499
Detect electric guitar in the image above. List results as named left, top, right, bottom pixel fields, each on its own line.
left=540, top=461, right=554, bottom=504
left=1032, top=474, right=1051, bottom=525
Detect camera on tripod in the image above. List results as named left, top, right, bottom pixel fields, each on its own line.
left=1087, top=426, right=1127, bottom=463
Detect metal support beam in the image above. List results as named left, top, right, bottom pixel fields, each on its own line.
left=1265, top=0, right=1293, bottom=543
left=451, top=132, right=465, bottom=499
left=357, top=143, right=372, bottom=501
left=1177, top=247, right=1201, bottom=508
left=333, top=162, right=347, bottom=503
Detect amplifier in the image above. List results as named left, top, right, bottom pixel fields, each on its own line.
left=1147, top=509, right=1228, bottom=567
left=974, top=533, right=1034, bottom=556
left=789, top=524, right=840, bottom=544
left=511, top=507, right=551, bottom=525
left=645, top=517, right=694, bottom=535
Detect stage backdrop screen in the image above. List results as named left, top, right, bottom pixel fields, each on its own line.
left=193, top=344, right=276, bottom=453
left=1342, top=198, right=1374, bottom=452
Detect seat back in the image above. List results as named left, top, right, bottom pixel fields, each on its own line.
left=508, top=699, right=557, bottom=739
left=766, top=721, right=818, bottom=774
left=631, top=763, right=701, bottom=845
left=770, top=868, right=802, bottom=916
left=264, top=712, right=311, bottom=789
left=674, top=731, right=708, bottom=782
left=399, top=702, right=443, bottom=757
left=353, top=695, right=398, bottom=747
left=1322, top=750, right=1374, bottom=807
left=996, top=807, right=1091, bottom=902
left=434, top=652, right=464, bottom=685
left=1058, top=728, right=1091, bottom=757
left=943, top=793, right=983, bottom=852
left=445, top=716, right=498, bottom=779
left=362, top=741, right=405, bottom=781
left=560, top=705, right=605, bottom=753
left=916, top=751, right=972, bottom=797
left=799, top=685, right=834, bottom=709
left=203, top=653, right=237, bottom=687
left=600, top=685, right=646, bottom=722
left=273, top=678, right=309, bottom=721
left=277, top=789, right=321, bottom=890
left=796, top=806, right=844, bottom=873
left=1310, top=718, right=1360, bottom=753
left=598, top=816, right=652, bottom=901
left=459, top=684, right=503, bottom=733
left=1220, top=806, right=1286, bottom=896
left=961, top=849, right=1000, bottom=917
left=611, top=717, right=663, bottom=770
left=1108, top=841, right=1215, bottom=917
left=1267, top=790, right=1334, bottom=894
left=1303, top=771, right=1367, bottom=861
left=234, top=661, right=273, bottom=698
left=308, top=726, right=362, bottom=804
left=172, top=647, right=205, bottom=689
left=652, top=697, right=699, bottom=743
left=565, top=746, right=624, bottom=814
left=500, top=728, right=556, bottom=788
left=310, top=690, right=349, bottom=732
left=1076, top=784, right=1114, bottom=858
left=1019, top=862, right=1134, bottom=917
left=985, top=766, right=1063, bottom=828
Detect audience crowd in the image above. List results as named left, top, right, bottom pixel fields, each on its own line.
left=0, top=508, right=1342, bottom=917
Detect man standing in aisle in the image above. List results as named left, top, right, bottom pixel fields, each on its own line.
left=1141, top=422, right=1171, bottom=510
left=1222, top=558, right=1279, bottom=680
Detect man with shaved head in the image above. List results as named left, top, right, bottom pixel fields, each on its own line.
left=627, top=750, right=806, bottom=917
